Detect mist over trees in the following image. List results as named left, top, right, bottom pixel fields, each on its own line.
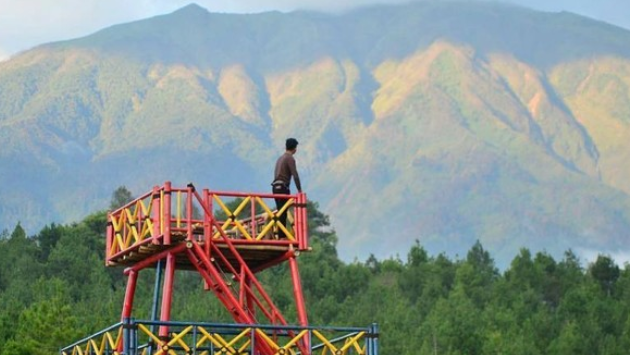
left=0, top=201, right=629, bottom=355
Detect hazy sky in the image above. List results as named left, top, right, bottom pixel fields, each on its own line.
left=1, top=0, right=629, bottom=60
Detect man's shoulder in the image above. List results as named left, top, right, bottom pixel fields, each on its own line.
left=280, top=152, right=295, bottom=161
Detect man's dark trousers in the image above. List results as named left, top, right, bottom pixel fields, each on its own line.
left=272, top=184, right=290, bottom=238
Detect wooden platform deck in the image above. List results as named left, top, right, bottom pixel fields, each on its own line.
left=106, top=233, right=293, bottom=272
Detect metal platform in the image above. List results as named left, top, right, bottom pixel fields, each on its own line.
left=107, top=233, right=294, bottom=272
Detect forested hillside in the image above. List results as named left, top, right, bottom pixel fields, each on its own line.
left=1, top=1, right=630, bottom=266
left=0, top=201, right=629, bottom=355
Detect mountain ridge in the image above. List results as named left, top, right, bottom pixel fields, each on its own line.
left=1, top=1, right=630, bottom=267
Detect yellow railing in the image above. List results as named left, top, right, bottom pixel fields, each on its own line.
left=61, top=321, right=377, bottom=355
left=211, top=194, right=297, bottom=241
left=106, top=183, right=309, bottom=264
left=109, top=195, right=155, bottom=258
left=61, top=323, right=123, bottom=355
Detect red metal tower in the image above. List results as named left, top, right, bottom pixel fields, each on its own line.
left=62, top=182, right=378, bottom=355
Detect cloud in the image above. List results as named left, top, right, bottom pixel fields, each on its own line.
left=576, top=247, right=630, bottom=267
left=0, top=46, right=9, bottom=62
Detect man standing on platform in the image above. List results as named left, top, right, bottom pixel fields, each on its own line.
left=271, top=138, right=302, bottom=238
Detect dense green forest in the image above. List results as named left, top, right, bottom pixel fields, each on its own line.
left=0, top=198, right=629, bottom=355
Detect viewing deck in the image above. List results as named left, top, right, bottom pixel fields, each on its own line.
left=107, top=231, right=300, bottom=271
left=106, top=182, right=309, bottom=273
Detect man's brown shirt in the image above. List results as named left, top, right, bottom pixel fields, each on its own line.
left=273, top=152, right=301, bottom=192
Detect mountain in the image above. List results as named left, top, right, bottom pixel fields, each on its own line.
left=1, top=2, right=630, bottom=267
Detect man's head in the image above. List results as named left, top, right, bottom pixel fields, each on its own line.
left=286, top=138, right=299, bottom=152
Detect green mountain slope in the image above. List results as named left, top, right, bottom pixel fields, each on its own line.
left=1, top=2, right=630, bottom=266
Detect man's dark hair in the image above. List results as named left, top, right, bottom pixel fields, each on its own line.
left=286, top=138, right=299, bottom=150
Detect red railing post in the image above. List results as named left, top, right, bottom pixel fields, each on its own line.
left=203, top=188, right=210, bottom=250
left=152, top=185, right=160, bottom=244
left=295, top=192, right=309, bottom=250
left=295, top=193, right=302, bottom=249
left=106, top=216, right=112, bottom=264
left=208, top=191, right=214, bottom=243
left=303, top=193, right=309, bottom=249
left=202, top=188, right=212, bottom=291
left=251, top=196, right=257, bottom=240
left=186, top=184, right=194, bottom=241
left=163, top=181, right=172, bottom=245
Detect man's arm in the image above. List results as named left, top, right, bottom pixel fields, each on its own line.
left=289, top=156, right=302, bottom=192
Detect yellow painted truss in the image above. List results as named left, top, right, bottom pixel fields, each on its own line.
left=63, top=324, right=370, bottom=355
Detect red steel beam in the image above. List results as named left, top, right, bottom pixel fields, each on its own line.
left=159, top=252, right=176, bottom=338
left=121, top=270, right=138, bottom=319
left=123, top=243, right=187, bottom=275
